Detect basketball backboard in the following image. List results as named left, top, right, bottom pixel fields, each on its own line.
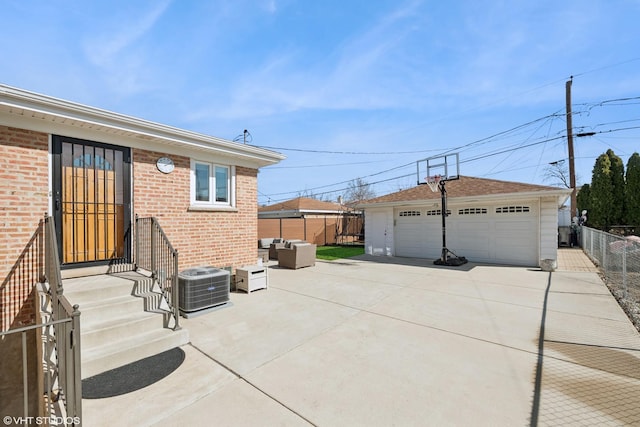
left=416, top=153, right=460, bottom=186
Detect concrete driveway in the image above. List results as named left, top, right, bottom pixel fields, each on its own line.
left=83, top=255, right=640, bottom=426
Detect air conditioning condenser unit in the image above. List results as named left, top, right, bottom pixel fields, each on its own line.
left=178, top=266, right=230, bottom=316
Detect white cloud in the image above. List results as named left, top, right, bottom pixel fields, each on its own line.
left=81, top=0, right=172, bottom=97
left=85, top=1, right=171, bottom=67
left=191, top=0, right=427, bottom=121
left=264, top=0, right=278, bottom=14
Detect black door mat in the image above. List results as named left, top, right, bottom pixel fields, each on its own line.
left=82, top=347, right=185, bottom=399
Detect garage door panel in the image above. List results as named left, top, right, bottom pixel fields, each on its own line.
left=396, top=226, right=440, bottom=257
left=447, top=220, right=487, bottom=260
left=395, top=227, right=427, bottom=256
left=494, top=247, right=536, bottom=265
left=455, top=221, right=490, bottom=232
left=394, top=202, right=538, bottom=265
left=395, top=210, right=440, bottom=258
left=492, top=218, right=537, bottom=265
left=493, top=220, right=532, bottom=236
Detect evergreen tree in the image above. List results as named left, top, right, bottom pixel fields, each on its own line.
left=589, top=153, right=614, bottom=229
left=607, top=149, right=625, bottom=225
left=577, top=183, right=591, bottom=224
left=625, top=152, right=640, bottom=227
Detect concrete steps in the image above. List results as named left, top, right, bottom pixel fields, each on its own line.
left=63, top=272, right=189, bottom=379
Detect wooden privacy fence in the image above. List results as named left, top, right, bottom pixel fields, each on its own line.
left=258, top=214, right=364, bottom=246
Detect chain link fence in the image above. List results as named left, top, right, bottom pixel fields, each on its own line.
left=581, top=226, right=640, bottom=330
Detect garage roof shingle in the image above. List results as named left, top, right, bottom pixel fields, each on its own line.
left=363, top=176, right=564, bottom=204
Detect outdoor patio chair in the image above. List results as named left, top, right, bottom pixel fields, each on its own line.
left=268, top=239, right=285, bottom=260
left=277, top=242, right=316, bottom=269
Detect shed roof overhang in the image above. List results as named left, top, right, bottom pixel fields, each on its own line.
left=0, top=84, right=285, bottom=168
left=258, top=208, right=349, bottom=218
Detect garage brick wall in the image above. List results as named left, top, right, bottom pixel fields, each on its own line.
left=0, top=126, right=49, bottom=330
left=133, top=148, right=259, bottom=271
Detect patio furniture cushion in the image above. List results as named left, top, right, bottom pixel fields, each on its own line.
left=259, top=238, right=274, bottom=249
left=269, top=242, right=286, bottom=260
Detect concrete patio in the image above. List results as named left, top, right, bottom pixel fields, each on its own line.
left=82, top=249, right=640, bottom=426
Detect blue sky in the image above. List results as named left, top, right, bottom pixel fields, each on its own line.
left=2, top=0, right=639, bottom=205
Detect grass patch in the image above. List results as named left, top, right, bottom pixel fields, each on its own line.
left=316, top=245, right=365, bottom=261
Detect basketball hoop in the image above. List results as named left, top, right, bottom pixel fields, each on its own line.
left=426, top=175, right=441, bottom=192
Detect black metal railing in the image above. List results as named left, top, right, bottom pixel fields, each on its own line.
left=0, top=215, right=82, bottom=426
left=135, top=216, right=180, bottom=330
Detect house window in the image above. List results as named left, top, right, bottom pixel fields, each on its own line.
left=458, top=208, right=487, bottom=215
left=215, top=166, right=229, bottom=202
left=195, top=163, right=210, bottom=201
left=399, top=210, right=421, bottom=217
left=496, top=206, right=530, bottom=213
left=191, top=160, right=235, bottom=207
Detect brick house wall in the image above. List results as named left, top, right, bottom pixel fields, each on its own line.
left=1, top=128, right=262, bottom=330
left=0, top=126, right=48, bottom=330
left=133, top=148, right=259, bottom=271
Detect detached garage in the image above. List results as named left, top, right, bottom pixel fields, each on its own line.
left=359, top=176, right=571, bottom=267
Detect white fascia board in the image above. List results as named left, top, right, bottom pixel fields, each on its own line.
left=0, top=84, right=285, bottom=168
left=452, top=189, right=573, bottom=206
left=357, top=189, right=572, bottom=210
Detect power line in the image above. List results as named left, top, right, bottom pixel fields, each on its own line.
left=258, top=104, right=640, bottom=203
left=253, top=146, right=442, bottom=155
left=260, top=119, right=640, bottom=203
left=256, top=98, right=635, bottom=169
left=572, top=57, right=640, bottom=80
left=264, top=159, right=390, bottom=169
left=259, top=124, right=638, bottom=203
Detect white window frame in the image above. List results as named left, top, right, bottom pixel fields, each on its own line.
left=190, top=159, right=236, bottom=208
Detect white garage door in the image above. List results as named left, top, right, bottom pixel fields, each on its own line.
left=395, top=202, right=538, bottom=265
left=395, top=208, right=443, bottom=258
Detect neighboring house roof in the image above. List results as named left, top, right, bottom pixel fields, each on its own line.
left=0, top=84, right=285, bottom=168
left=358, top=176, right=571, bottom=208
left=259, top=197, right=354, bottom=218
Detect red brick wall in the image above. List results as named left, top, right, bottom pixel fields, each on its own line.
left=0, top=126, right=49, bottom=330
left=132, top=148, right=259, bottom=272
left=0, top=127, right=260, bottom=330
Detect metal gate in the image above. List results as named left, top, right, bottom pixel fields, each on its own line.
left=52, top=135, right=131, bottom=265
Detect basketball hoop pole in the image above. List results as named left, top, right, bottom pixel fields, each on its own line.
left=439, top=179, right=448, bottom=263
left=433, top=178, right=467, bottom=267
left=417, top=153, right=467, bottom=266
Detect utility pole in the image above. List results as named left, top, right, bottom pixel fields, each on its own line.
left=566, top=77, right=577, bottom=218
